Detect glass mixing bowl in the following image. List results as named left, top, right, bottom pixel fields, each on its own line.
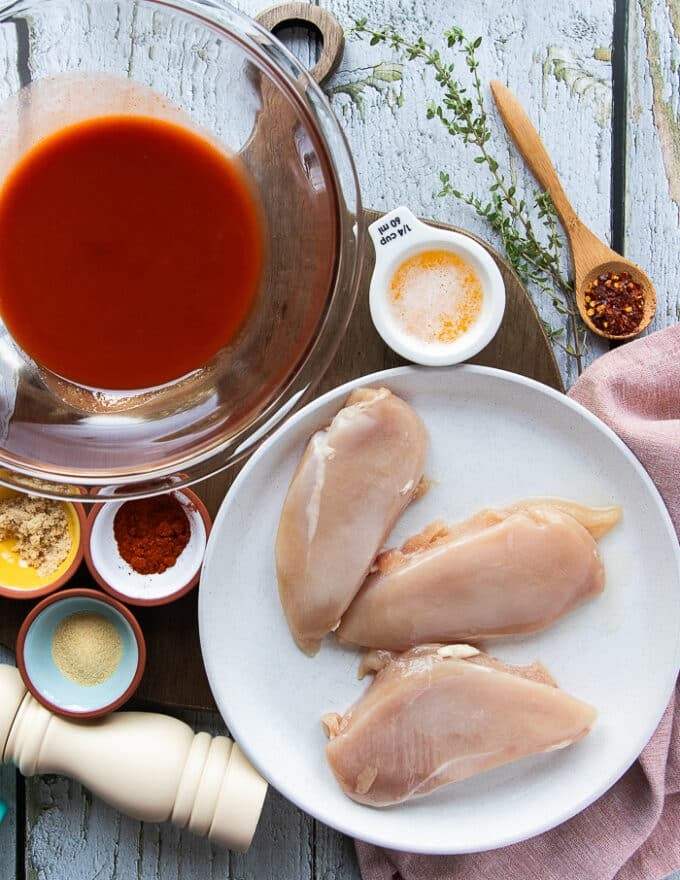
left=0, top=0, right=362, bottom=498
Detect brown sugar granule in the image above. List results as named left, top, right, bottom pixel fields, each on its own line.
left=52, top=611, right=123, bottom=686
left=583, top=271, right=645, bottom=336
left=0, top=494, right=71, bottom=576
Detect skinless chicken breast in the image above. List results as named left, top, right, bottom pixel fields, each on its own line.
left=323, top=644, right=597, bottom=806
left=336, top=500, right=622, bottom=650
left=275, top=387, right=428, bottom=655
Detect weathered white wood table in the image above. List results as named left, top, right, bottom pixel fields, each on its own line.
left=1, top=0, right=679, bottom=877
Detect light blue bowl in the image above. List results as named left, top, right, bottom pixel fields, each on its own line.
left=18, top=590, right=146, bottom=717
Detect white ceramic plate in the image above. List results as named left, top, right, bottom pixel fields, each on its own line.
left=199, top=366, right=680, bottom=854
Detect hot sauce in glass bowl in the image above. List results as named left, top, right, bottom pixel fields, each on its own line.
left=0, top=0, right=363, bottom=500
left=0, top=114, right=264, bottom=390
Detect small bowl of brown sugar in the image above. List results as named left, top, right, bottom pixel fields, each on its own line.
left=16, top=588, right=146, bottom=718
left=84, top=489, right=211, bottom=606
left=0, top=489, right=86, bottom=600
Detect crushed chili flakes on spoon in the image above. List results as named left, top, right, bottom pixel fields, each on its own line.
left=583, top=271, right=645, bottom=336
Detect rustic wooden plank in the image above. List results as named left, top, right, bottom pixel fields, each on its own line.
left=0, top=765, right=16, bottom=880
left=0, top=649, right=17, bottom=880
left=625, top=5, right=680, bottom=876
left=24, top=772, right=315, bottom=880
left=230, top=788, right=314, bottom=880
left=314, top=824, right=362, bottom=880
left=0, top=773, right=16, bottom=878
left=626, top=0, right=680, bottom=332
left=0, top=17, right=21, bottom=100
left=23, top=708, right=314, bottom=880
left=14, top=3, right=675, bottom=880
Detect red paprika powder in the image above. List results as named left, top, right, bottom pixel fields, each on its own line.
left=113, top=495, right=190, bottom=575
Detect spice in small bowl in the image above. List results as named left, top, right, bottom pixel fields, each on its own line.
left=368, top=206, right=505, bottom=366
left=84, top=489, right=211, bottom=606
left=16, top=588, right=146, bottom=718
left=0, top=489, right=86, bottom=600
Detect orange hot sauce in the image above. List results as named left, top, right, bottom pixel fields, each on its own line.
left=0, top=115, right=264, bottom=390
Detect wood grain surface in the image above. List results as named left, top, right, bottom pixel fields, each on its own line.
left=256, top=2, right=345, bottom=83
left=2, top=1, right=679, bottom=878
left=0, top=210, right=560, bottom=711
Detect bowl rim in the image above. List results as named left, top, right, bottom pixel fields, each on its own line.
left=0, top=0, right=364, bottom=500
left=16, top=587, right=147, bottom=718
left=368, top=206, right=506, bottom=366
left=0, top=499, right=87, bottom=600
left=83, top=488, right=212, bottom=607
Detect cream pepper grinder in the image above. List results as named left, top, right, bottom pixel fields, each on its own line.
left=0, top=664, right=267, bottom=851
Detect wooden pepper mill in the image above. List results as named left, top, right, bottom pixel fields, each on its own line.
left=0, top=664, right=267, bottom=851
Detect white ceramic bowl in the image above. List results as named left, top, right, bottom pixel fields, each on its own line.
left=368, top=206, right=505, bottom=365
left=84, top=489, right=210, bottom=606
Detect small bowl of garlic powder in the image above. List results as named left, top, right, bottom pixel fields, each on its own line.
left=16, top=588, right=146, bottom=718
left=0, top=488, right=86, bottom=600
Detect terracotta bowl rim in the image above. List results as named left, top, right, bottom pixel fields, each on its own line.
left=0, top=499, right=87, bottom=601
left=16, top=586, right=147, bottom=719
left=83, top=488, right=212, bottom=607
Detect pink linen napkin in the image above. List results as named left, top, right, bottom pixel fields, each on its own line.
left=356, top=322, right=680, bottom=880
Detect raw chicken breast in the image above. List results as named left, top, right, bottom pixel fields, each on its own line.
left=275, top=387, right=428, bottom=655
left=323, top=644, right=596, bottom=806
left=337, top=500, right=621, bottom=650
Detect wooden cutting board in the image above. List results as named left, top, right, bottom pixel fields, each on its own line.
left=0, top=208, right=561, bottom=712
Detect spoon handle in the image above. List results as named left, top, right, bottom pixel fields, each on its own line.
left=490, top=80, right=580, bottom=233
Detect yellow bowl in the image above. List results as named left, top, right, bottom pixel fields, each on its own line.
left=0, top=488, right=86, bottom=599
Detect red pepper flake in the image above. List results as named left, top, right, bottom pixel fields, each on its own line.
left=113, top=495, right=190, bottom=575
left=583, top=271, right=645, bottom=336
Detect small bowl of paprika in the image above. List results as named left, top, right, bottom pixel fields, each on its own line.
left=84, top=490, right=211, bottom=606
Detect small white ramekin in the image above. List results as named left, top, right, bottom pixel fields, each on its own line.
left=368, top=206, right=506, bottom=366
left=84, top=489, right=211, bottom=607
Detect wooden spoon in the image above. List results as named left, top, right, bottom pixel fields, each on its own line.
left=490, top=79, right=656, bottom=340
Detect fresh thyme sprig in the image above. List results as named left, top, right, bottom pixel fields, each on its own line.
left=350, top=19, right=586, bottom=372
